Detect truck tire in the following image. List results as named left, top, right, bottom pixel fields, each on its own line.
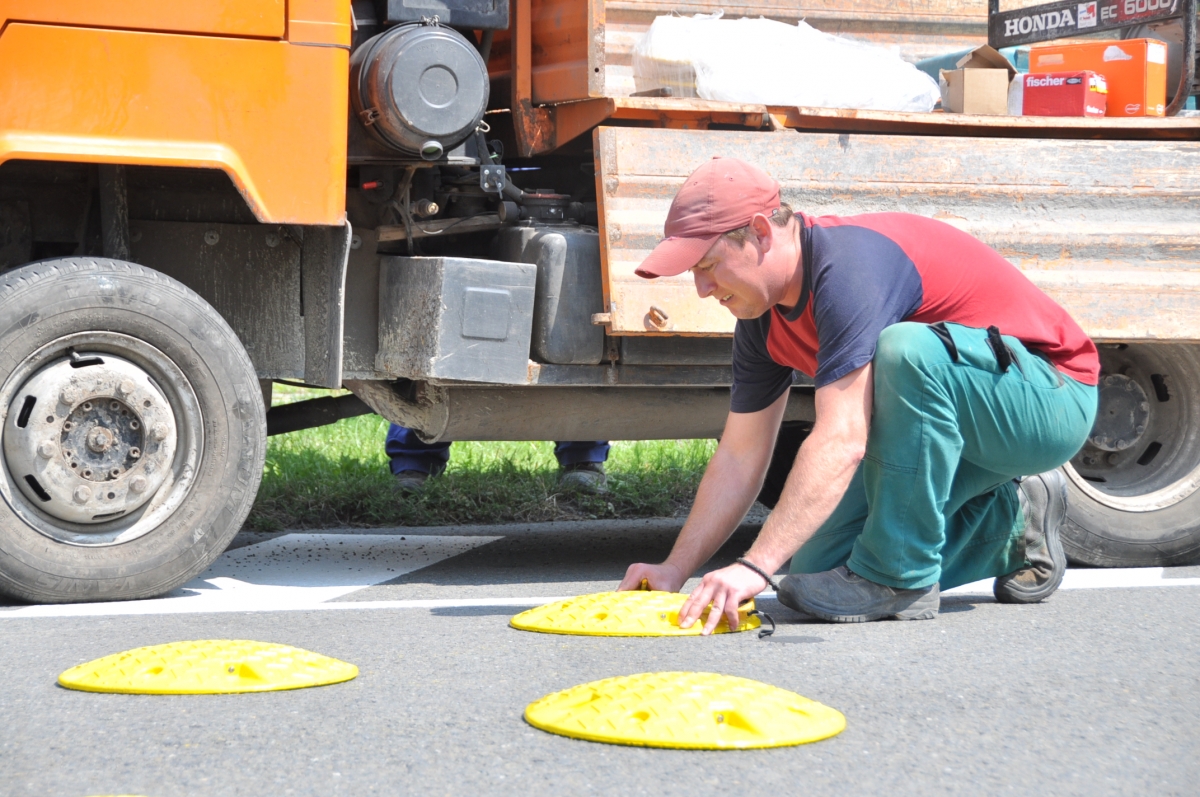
left=0, top=258, right=265, bottom=602
left=1061, top=343, right=1200, bottom=567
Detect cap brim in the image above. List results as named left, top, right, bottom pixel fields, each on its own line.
left=634, top=234, right=721, bottom=279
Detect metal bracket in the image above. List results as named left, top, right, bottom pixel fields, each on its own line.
left=300, top=221, right=352, bottom=388
left=480, top=163, right=506, bottom=194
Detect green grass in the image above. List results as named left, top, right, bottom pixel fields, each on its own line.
left=246, top=386, right=716, bottom=530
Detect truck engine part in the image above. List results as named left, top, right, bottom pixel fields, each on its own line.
left=350, top=22, right=490, bottom=160
left=379, top=0, right=511, bottom=32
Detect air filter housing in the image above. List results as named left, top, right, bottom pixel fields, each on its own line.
left=350, top=22, right=489, bottom=160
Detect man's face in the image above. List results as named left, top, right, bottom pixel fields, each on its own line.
left=690, top=236, right=774, bottom=319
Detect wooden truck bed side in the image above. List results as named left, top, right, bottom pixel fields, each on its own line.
left=489, top=0, right=1200, bottom=338
left=596, top=126, right=1200, bottom=340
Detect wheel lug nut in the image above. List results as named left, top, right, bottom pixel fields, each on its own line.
left=129, top=476, right=148, bottom=494
left=1107, top=453, right=1120, bottom=465
left=150, top=423, right=169, bottom=441
left=1135, top=425, right=1145, bottom=435
left=1140, top=402, right=1149, bottom=412
left=37, top=440, right=56, bottom=459
left=73, top=486, right=91, bottom=504
left=117, top=379, right=135, bottom=396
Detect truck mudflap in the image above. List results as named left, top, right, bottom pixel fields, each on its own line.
left=593, top=125, right=1200, bottom=340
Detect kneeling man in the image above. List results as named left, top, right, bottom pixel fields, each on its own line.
left=619, top=158, right=1098, bottom=629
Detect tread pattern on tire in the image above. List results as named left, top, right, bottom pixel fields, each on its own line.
left=0, top=257, right=267, bottom=602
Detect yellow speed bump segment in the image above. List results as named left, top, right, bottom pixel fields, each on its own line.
left=58, top=640, right=358, bottom=695
left=510, top=590, right=760, bottom=636
left=525, top=672, right=845, bottom=749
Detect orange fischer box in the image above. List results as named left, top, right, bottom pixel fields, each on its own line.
left=1029, top=39, right=1167, bottom=117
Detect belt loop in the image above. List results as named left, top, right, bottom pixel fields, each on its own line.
left=986, top=325, right=1013, bottom=372
left=929, top=322, right=959, bottom=362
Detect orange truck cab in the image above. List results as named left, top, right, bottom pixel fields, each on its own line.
left=0, top=0, right=1198, bottom=602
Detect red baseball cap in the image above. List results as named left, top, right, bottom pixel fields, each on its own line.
left=635, top=157, right=781, bottom=279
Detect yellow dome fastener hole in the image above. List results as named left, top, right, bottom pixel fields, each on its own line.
left=510, top=591, right=760, bottom=636
left=58, top=640, right=358, bottom=695
left=525, top=672, right=846, bottom=749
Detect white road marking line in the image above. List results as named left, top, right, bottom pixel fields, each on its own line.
left=945, top=567, right=1200, bottom=596
left=0, top=532, right=1196, bottom=619
left=0, top=533, right=499, bottom=619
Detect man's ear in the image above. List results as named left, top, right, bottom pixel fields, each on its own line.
left=750, top=213, right=774, bottom=251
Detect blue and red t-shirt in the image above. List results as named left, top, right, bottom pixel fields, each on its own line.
left=730, top=212, right=1100, bottom=413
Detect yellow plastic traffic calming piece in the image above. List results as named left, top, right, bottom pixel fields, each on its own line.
left=510, top=590, right=760, bottom=636
left=58, top=640, right=358, bottom=694
left=525, top=672, right=845, bottom=749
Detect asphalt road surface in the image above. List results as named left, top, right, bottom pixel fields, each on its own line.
left=2, top=518, right=1198, bottom=797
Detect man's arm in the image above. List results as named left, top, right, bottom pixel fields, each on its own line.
left=677, top=363, right=874, bottom=634
left=617, top=391, right=788, bottom=593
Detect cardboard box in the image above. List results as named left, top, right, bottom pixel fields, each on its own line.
left=1022, top=71, right=1108, bottom=118
left=1029, top=39, right=1167, bottom=117
left=940, top=46, right=1018, bottom=115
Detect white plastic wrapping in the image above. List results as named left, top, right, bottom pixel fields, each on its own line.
left=633, top=14, right=941, bottom=113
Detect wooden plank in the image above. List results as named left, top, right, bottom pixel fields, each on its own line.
left=770, top=106, right=1200, bottom=141
left=530, top=0, right=591, bottom=103
left=596, top=125, right=1200, bottom=338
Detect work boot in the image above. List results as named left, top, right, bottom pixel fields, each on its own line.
left=994, top=470, right=1068, bottom=604
left=392, top=462, right=444, bottom=494
left=392, top=470, right=430, bottom=494
left=777, top=566, right=939, bottom=623
left=558, top=462, right=608, bottom=494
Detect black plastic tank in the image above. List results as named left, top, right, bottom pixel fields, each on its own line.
left=493, top=224, right=605, bottom=366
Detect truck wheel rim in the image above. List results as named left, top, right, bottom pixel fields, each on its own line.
left=1066, top=343, right=1200, bottom=513
left=0, top=332, right=203, bottom=546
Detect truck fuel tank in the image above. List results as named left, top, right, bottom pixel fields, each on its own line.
left=493, top=223, right=605, bottom=366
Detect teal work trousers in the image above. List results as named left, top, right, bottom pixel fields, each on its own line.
left=790, top=322, right=1098, bottom=591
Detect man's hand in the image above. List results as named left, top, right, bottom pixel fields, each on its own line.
left=677, top=562, right=767, bottom=635
left=618, top=562, right=686, bottom=593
